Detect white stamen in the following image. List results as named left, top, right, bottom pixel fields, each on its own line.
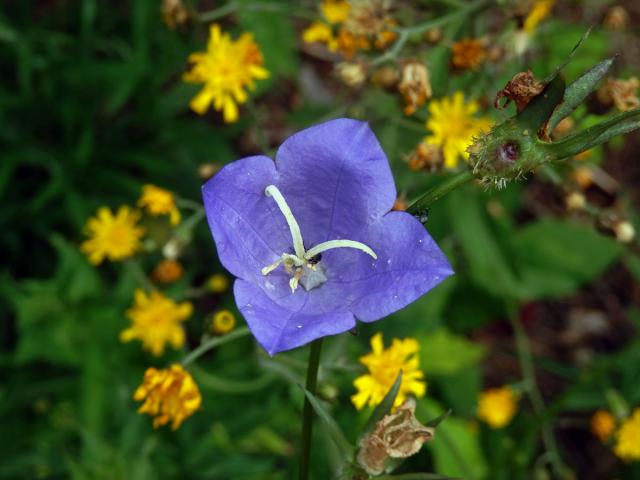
left=265, top=185, right=306, bottom=258
left=304, top=240, right=377, bottom=261
left=261, top=258, right=283, bottom=276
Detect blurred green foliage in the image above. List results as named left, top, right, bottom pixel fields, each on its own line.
left=2, top=0, right=640, bottom=479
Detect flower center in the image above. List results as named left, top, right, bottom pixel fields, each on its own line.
left=262, top=184, right=377, bottom=293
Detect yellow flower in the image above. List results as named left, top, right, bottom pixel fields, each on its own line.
left=151, top=259, right=184, bottom=284
left=208, top=273, right=229, bottom=293
left=351, top=333, right=426, bottom=410
left=591, top=410, right=616, bottom=443
left=211, top=309, right=236, bottom=334
left=120, top=289, right=192, bottom=356
left=477, top=386, right=519, bottom=429
left=321, top=0, right=351, bottom=24
left=138, top=184, right=181, bottom=225
left=81, top=206, right=145, bottom=265
left=183, top=24, right=269, bottom=123
left=134, top=364, right=201, bottom=429
left=523, top=0, right=555, bottom=33
left=614, top=408, right=640, bottom=461
left=425, top=92, right=492, bottom=169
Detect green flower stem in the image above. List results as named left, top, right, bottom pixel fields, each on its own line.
left=407, top=170, right=474, bottom=219
left=508, top=307, right=572, bottom=479
left=181, top=327, right=251, bottom=366
left=299, top=339, right=324, bottom=480
left=125, top=259, right=154, bottom=291
left=198, top=1, right=315, bottom=23
left=371, top=0, right=492, bottom=66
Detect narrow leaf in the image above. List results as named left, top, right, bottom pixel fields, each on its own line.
left=301, top=387, right=354, bottom=459
left=360, top=370, right=403, bottom=440
left=542, top=27, right=592, bottom=83
left=548, top=108, right=640, bottom=160
left=515, top=75, right=566, bottom=133
left=426, top=409, right=452, bottom=428
left=549, top=56, right=616, bottom=131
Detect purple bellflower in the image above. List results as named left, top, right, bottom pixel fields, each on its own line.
left=202, top=119, right=452, bottom=355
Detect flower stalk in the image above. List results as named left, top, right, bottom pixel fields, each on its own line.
left=181, top=326, right=251, bottom=366
left=299, top=338, right=324, bottom=480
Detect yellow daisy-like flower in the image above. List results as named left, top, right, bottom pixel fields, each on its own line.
left=477, top=386, right=519, bottom=429
left=321, top=0, right=350, bottom=24
left=81, top=206, right=145, bottom=265
left=591, top=410, right=616, bottom=442
left=134, top=364, right=202, bottom=429
left=183, top=24, right=269, bottom=123
left=120, top=289, right=192, bottom=356
left=351, top=333, right=426, bottom=410
left=425, top=92, right=492, bottom=169
left=614, top=408, right=640, bottom=461
left=208, top=273, right=229, bottom=293
left=211, top=309, right=236, bottom=335
left=138, top=184, right=181, bottom=225
left=523, top=0, right=555, bottom=33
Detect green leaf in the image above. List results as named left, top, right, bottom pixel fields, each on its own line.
left=426, top=409, right=452, bottom=429
left=513, top=219, right=623, bottom=298
left=236, top=3, right=298, bottom=82
left=419, top=398, right=488, bottom=480
left=376, top=474, right=461, bottom=480
left=420, top=329, right=486, bottom=376
left=359, top=371, right=403, bottom=440
left=448, top=189, right=521, bottom=299
left=548, top=57, right=615, bottom=131
left=515, top=75, right=566, bottom=133
left=301, top=387, right=354, bottom=460
left=548, top=108, right=640, bottom=160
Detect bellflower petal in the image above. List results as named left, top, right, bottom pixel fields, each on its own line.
left=202, top=119, right=452, bottom=355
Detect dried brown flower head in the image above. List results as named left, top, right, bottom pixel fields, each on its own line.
left=344, top=0, right=397, bottom=50
left=597, top=77, right=640, bottom=112
left=398, top=61, right=432, bottom=115
left=370, top=66, right=400, bottom=88
left=495, top=70, right=545, bottom=112
left=162, top=0, right=189, bottom=29
left=406, top=142, right=443, bottom=172
left=603, top=5, right=630, bottom=31
left=357, top=398, right=435, bottom=476
left=451, top=38, right=488, bottom=70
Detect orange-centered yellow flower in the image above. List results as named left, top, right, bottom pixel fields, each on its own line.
left=134, top=364, right=201, bottom=429
left=591, top=410, right=616, bottom=442
left=120, top=289, right=192, bottom=356
left=183, top=24, right=269, bottom=123
left=425, top=92, right=492, bottom=169
left=351, top=333, right=426, bottom=410
left=477, top=386, right=519, bottom=429
left=81, top=206, right=145, bottom=265
left=138, top=184, right=181, bottom=225
left=614, top=408, right=640, bottom=461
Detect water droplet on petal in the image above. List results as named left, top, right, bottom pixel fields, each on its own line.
left=387, top=259, right=392, bottom=264
left=393, top=295, right=398, bottom=299
left=296, top=324, right=303, bottom=329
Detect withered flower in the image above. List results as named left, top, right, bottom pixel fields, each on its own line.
left=494, top=70, right=545, bottom=112
left=603, top=6, right=630, bottom=31
left=344, top=0, right=397, bottom=50
left=162, top=0, right=189, bottom=29
left=406, top=142, right=443, bottom=172
left=357, top=398, right=435, bottom=476
left=398, top=61, right=432, bottom=115
left=336, top=62, right=367, bottom=87
left=451, top=38, right=488, bottom=70
left=597, top=77, right=640, bottom=112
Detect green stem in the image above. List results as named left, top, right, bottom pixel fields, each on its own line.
left=407, top=170, right=474, bottom=218
left=197, top=1, right=316, bottom=23
left=125, top=259, right=154, bottom=291
left=246, top=98, right=270, bottom=154
left=299, top=339, right=324, bottom=480
left=182, top=327, right=251, bottom=366
left=508, top=307, right=571, bottom=478
left=371, top=0, right=491, bottom=65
